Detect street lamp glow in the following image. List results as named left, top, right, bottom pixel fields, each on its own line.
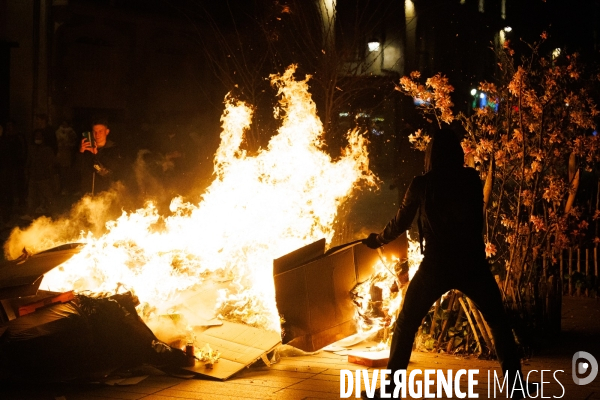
left=504, top=26, right=512, bottom=32
left=470, top=89, right=477, bottom=96
left=552, top=48, right=561, bottom=59
left=368, top=41, right=380, bottom=52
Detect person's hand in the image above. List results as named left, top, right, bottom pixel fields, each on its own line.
left=363, top=233, right=382, bottom=249
left=79, top=138, right=97, bottom=154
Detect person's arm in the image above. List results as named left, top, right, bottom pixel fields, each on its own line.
left=364, top=176, right=424, bottom=249
left=378, top=176, right=423, bottom=244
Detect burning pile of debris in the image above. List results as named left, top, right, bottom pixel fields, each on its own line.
left=0, top=244, right=286, bottom=382
left=0, top=235, right=409, bottom=383
left=0, top=66, right=391, bottom=381
left=0, top=245, right=189, bottom=382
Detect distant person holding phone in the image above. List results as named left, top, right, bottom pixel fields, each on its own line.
left=78, top=118, right=123, bottom=195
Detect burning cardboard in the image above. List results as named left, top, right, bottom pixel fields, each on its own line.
left=0, top=243, right=83, bottom=301
left=274, top=235, right=407, bottom=352
left=183, top=321, right=281, bottom=380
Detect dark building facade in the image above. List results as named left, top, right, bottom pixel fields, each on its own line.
left=1, top=0, right=598, bottom=171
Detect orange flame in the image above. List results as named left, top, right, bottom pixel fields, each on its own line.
left=13, top=65, right=376, bottom=334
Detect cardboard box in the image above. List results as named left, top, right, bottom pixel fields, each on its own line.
left=274, top=235, right=407, bottom=352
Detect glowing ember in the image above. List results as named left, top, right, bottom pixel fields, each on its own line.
left=4, top=65, right=376, bottom=334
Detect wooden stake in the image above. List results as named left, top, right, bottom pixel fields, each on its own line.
left=430, top=298, right=441, bottom=336
left=586, top=248, right=590, bottom=275
left=446, top=302, right=464, bottom=353
left=436, top=291, right=456, bottom=351
left=595, top=246, right=598, bottom=280
left=480, top=310, right=495, bottom=350
left=459, top=297, right=482, bottom=355
left=543, top=250, right=547, bottom=278
left=560, top=251, right=564, bottom=295
left=586, top=248, right=590, bottom=297
left=467, top=297, right=495, bottom=353
left=568, top=248, right=573, bottom=296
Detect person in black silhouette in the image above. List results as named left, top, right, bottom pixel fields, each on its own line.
left=363, top=128, right=529, bottom=399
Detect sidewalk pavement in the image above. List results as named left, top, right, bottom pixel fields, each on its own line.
left=0, top=296, right=598, bottom=399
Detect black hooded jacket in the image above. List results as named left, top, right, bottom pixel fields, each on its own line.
left=377, top=129, right=486, bottom=259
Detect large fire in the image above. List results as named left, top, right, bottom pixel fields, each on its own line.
left=4, top=65, right=377, bottom=335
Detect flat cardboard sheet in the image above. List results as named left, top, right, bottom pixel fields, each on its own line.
left=183, top=321, right=281, bottom=380
left=0, top=243, right=83, bottom=299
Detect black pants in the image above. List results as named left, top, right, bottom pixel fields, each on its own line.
left=387, top=254, right=521, bottom=378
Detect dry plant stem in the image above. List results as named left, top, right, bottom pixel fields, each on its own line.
left=568, top=248, right=573, bottom=295
left=447, top=302, right=464, bottom=353
left=545, top=240, right=551, bottom=278
left=483, top=160, right=494, bottom=237
left=504, top=76, right=527, bottom=297
left=435, top=291, right=456, bottom=351
left=516, top=104, right=546, bottom=293
left=490, top=175, right=508, bottom=239
left=524, top=219, right=552, bottom=287
left=459, top=296, right=482, bottom=355
left=595, top=246, right=598, bottom=279
left=518, top=144, right=546, bottom=288
left=480, top=309, right=495, bottom=350
left=565, top=169, right=580, bottom=214
left=430, top=298, right=441, bottom=336
left=560, top=252, right=564, bottom=291
left=525, top=112, right=546, bottom=253
left=585, top=248, right=590, bottom=297
left=467, top=297, right=495, bottom=353
left=594, top=181, right=600, bottom=280
left=586, top=247, right=590, bottom=276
